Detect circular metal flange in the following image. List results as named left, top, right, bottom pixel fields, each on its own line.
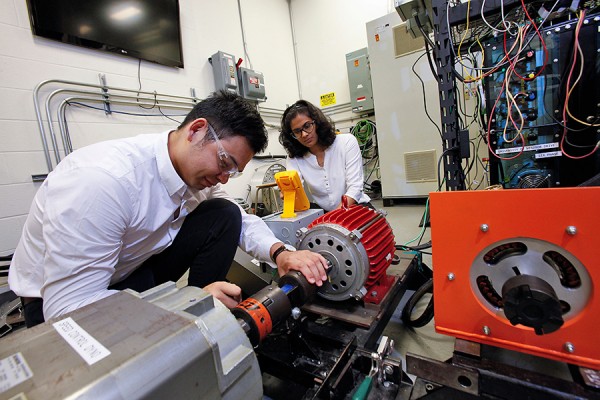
left=297, top=223, right=369, bottom=301
left=470, top=237, right=592, bottom=324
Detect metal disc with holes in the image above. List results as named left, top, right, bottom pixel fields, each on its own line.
left=297, top=223, right=369, bottom=301
left=470, top=237, right=592, bottom=322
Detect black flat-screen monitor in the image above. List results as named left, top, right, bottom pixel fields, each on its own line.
left=26, top=0, right=184, bottom=68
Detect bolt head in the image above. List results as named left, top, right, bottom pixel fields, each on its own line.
left=564, top=342, right=575, bottom=353
left=483, top=326, right=491, bottom=335
left=291, top=307, right=301, bottom=320
left=447, top=273, right=455, bottom=281
left=480, top=224, right=489, bottom=232
left=566, top=226, right=577, bottom=236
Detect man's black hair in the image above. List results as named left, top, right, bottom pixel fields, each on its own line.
left=179, top=90, right=268, bottom=154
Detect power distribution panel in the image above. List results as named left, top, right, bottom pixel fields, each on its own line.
left=209, top=51, right=239, bottom=94
left=346, top=48, right=374, bottom=113
left=483, top=14, right=600, bottom=188
left=238, top=67, right=266, bottom=102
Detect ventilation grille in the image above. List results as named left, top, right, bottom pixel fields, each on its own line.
left=393, top=23, right=425, bottom=57
left=518, top=173, right=550, bottom=188
left=404, top=150, right=437, bottom=183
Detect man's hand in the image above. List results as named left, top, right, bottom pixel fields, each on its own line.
left=203, top=281, right=242, bottom=308
left=275, top=248, right=329, bottom=286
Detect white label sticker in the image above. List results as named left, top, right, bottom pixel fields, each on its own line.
left=535, top=151, right=562, bottom=159
left=53, top=317, right=111, bottom=365
left=0, top=353, right=33, bottom=394
left=496, top=142, right=559, bottom=155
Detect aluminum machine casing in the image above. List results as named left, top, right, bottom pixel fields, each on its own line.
left=430, top=187, right=599, bottom=370
left=0, top=283, right=262, bottom=399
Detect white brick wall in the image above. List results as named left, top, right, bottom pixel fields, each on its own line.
left=0, top=0, right=392, bottom=256
left=0, top=0, right=301, bottom=255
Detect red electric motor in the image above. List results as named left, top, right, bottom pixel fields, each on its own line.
left=297, top=204, right=396, bottom=304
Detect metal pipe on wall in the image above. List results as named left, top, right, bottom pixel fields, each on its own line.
left=47, top=88, right=196, bottom=160
left=33, top=79, right=199, bottom=172
left=56, top=96, right=194, bottom=158
left=287, top=0, right=303, bottom=100
left=32, top=79, right=357, bottom=181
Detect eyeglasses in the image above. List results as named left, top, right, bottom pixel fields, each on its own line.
left=206, top=123, right=242, bottom=178
left=291, top=120, right=316, bottom=139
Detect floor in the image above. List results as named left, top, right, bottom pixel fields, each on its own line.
left=372, top=199, right=456, bottom=366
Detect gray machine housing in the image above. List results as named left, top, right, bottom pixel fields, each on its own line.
left=0, top=283, right=262, bottom=400
left=345, top=48, right=374, bottom=113
left=262, top=209, right=324, bottom=249
left=210, top=51, right=240, bottom=94
left=238, top=67, right=266, bottom=102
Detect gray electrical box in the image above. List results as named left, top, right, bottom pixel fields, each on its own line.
left=262, top=209, right=323, bottom=248
left=346, top=48, right=374, bottom=113
left=238, top=67, right=266, bottom=102
left=209, top=51, right=239, bottom=94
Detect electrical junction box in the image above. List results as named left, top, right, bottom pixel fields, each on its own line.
left=394, top=0, right=433, bottom=38
left=345, top=48, right=374, bottom=113
left=238, top=67, right=266, bottom=102
left=262, top=209, right=324, bottom=248
left=209, top=51, right=239, bottom=94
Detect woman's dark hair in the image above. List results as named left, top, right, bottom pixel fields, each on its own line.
left=279, top=100, right=336, bottom=158
left=179, top=90, right=268, bottom=154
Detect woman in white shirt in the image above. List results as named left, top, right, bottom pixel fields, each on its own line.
left=279, top=100, right=370, bottom=212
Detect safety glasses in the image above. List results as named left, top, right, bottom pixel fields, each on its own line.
left=206, top=123, right=242, bottom=178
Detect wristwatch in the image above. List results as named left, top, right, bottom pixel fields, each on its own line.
left=271, top=244, right=291, bottom=264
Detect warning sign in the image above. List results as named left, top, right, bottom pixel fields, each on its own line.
left=320, top=92, right=336, bottom=107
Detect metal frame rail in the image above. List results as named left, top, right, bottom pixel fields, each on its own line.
left=430, top=0, right=521, bottom=190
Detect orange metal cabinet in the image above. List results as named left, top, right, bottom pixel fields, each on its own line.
left=430, top=187, right=599, bottom=369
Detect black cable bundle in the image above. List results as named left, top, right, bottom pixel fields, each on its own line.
left=401, top=278, right=434, bottom=328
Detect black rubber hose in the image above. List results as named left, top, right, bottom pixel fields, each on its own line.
left=401, top=278, right=434, bottom=328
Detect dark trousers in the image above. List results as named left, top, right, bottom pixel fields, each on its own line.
left=23, top=198, right=242, bottom=327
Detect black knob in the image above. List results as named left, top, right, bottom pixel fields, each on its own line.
left=502, top=274, right=564, bottom=335
left=279, top=270, right=317, bottom=307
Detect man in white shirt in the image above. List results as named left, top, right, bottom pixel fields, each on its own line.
left=9, top=90, right=329, bottom=327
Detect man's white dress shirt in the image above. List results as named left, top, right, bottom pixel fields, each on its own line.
left=9, top=131, right=279, bottom=318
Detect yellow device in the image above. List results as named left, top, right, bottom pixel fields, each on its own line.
left=274, top=170, right=310, bottom=218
